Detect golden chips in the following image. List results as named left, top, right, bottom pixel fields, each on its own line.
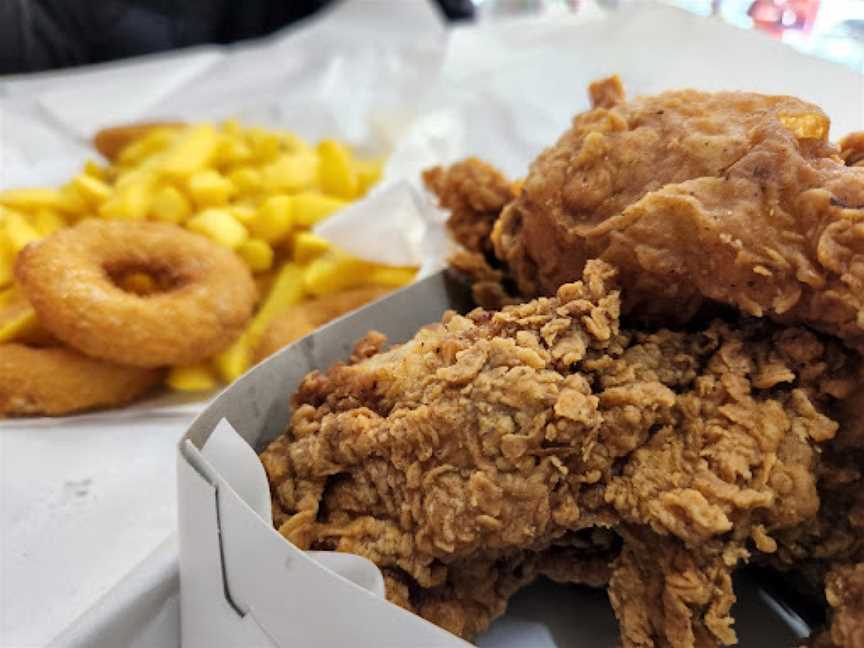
left=0, top=120, right=417, bottom=394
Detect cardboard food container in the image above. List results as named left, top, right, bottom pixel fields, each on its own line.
left=177, top=271, right=811, bottom=648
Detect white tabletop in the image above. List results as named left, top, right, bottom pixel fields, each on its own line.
left=1, top=413, right=192, bottom=646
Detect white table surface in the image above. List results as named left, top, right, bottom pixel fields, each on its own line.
left=1, top=412, right=194, bottom=647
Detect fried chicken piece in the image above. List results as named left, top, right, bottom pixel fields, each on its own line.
left=535, top=528, right=619, bottom=588
left=766, top=378, right=864, bottom=642
left=260, top=260, right=858, bottom=647
left=423, top=158, right=520, bottom=309
left=449, top=249, right=520, bottom=310
left=801, top=561, right=864, bottom=648
left=423, top=157, right=516, bottom=258
left=839, top=133, right=864, bottom=168
left=486, top=79, right=864, bottom=348
left=767, top=443, right=864, bottom=647
left=383, top=554, right=539, bottom=638
left=425, top=79, right=864, bottom=643
left=824, top=564, right=864, bottom=647
left=774, top=448, right=864, bottom=566
left=610, top=528, right=738, bottom=648
left=589, top=74, right=626, bottom=110
left=253, top=286, right=393, bottom=363
left=386, top=534, right=619, bottom=639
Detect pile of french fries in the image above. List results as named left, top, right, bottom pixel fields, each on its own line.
left=0, top=121, right=417, bottom=392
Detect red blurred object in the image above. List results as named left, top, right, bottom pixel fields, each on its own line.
left=747, top=0, right=821, bottom=38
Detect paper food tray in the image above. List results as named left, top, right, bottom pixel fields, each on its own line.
left=168, top=270, right=810, bottom=648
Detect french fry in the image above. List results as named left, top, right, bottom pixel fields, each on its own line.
left=0, top=231, right=14, bottom=288
left=4, top=211, right=42, bottom=252
left=365, top=265, right=418, bottom=287
left=292, top=231, right=332, bottom=264
left=117, top=272, right=158, bottom=295
left=0, top=288, right=52, bottom=345
left=158, top=124, right=220, bottom=179
left=354, top=158, right=384, bottom=195
left=215, top=262, right=305, bottom=381
left=99, top=172, right=155, bottom=220
left=187, top=170, right=234, bottom=208
left=166, top=364, right=220, bottom=392
left=229, top=204, right=257, bottom=225
left=0, top=188, right=66, bottom=212
left=0, top=286, right=44, bottom=343
left=71, top=174, right=112, bottom=205
left=246, top=263, right=306, bottom=339
left=84, top=160, right=107, bottom=180
left=187, top=209, right=249, bottom=249
left=292, top=192, right=348, bottom=227
left=0, top=287, right=17, bottom=309
left=150, top=185, right=192, bottom=223
left=237, top=239, right=274, bottom=273
left=250, top=195, right=293, bottom=244
left=214, top=335, right=252, bottom=383
left=260, top=153, right=318, bottom=193
left=57, top=183, right=91, bottom=215
left=318, top=140, right=358, bottom=199
left=303, top=252, right=370, bottom=295
left=304, top=251, right=417, bottom=295
left=280, top=131, right=312, bottom=155
left=226, top=167, right=262, bottom=196
left=33, top=210, right=66, bottom=236
left=0, top=305, right=40, bottom=343
left=213, top=136, right=253, bottom=167
left=246, top=127, right=282, bottom=163
left=117, top=128, right=179, bottom=167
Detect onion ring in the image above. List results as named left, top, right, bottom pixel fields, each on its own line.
left=0, top=343, right=161, bottom=416
left=16, top=220, right=256, bottom=368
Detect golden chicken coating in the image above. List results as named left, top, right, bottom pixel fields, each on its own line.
left=473, top=78, right=864, bottom=349
left=261, top=261, right=859, bottom=647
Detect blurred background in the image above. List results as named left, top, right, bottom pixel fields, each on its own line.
left=2, top=0, right=862, bottom=76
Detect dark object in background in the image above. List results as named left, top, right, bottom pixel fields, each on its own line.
left=436, top=0, right=475, bottom=20
left=0, top=0, right=473, bottom=75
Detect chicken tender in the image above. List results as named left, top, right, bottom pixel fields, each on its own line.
left=261, top=261, right=858, bottom=647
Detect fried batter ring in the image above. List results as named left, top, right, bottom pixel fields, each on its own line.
left=0, top=343, right=161, bottom=416
left=16, top=220, right=256, bottom=368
